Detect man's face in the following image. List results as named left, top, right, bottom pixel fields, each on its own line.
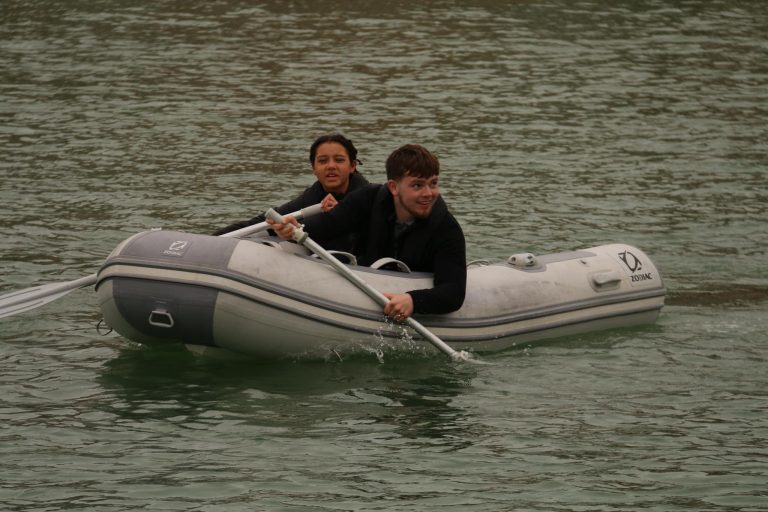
left=388, top=174, right=440, bottom=222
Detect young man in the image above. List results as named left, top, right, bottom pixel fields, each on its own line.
left=269, top=144, right=466, bottom=320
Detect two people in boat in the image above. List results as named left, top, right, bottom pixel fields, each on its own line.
left=215, top=135, right=466, bottom=322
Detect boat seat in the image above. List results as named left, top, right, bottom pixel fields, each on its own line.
left=311, top=251, right=357, bottom=265
left=370, top=257, right=411, bottom=273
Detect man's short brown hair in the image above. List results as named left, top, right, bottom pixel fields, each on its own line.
left=385, top=144, right=440, bottom=181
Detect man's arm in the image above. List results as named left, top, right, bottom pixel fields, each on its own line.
left=408, top=220, right=467, bottom=314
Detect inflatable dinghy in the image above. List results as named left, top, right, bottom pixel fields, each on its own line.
left=95, top=230, right=666, bottom=358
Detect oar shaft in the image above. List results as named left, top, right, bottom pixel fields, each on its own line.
left=221, top=203, right=324, bottom=238
left=266, top=209, right=463, bottom=361
left=302, top=237, right=388, bottom=306
left=0, top=274, right=97, bottom=311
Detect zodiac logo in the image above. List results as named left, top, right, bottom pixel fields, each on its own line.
left=163, top=240, right=190, bottom=257
left=169, top=240, right=189, bottom=252
left=618, top=250, right=642, bottom=273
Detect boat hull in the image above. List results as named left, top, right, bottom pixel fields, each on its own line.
left=96, top=230, right=666, bottom=358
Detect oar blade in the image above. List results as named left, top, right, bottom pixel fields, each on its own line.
left=0, top=274, right=97, bottom=319
left=0, top=288, right=74, bottom=319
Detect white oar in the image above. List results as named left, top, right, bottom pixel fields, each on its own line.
left=265, top=208, right=471, bottom=362
left=0, top=203, right=324, bottom=320
left=0, top=274, right=99, bottom=320
left=218, top=203, right=322, bottom=239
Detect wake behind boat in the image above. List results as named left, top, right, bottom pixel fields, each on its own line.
left=94, top=229, right=666, bottom=359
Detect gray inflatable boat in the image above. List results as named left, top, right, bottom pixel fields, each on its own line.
left=95, top=230, right=666, bottom=358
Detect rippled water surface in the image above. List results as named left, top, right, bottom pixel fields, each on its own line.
left=1, top=1, right=766, bottom=510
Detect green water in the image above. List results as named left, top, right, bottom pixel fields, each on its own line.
left=1, top=1, right=766, bottom=510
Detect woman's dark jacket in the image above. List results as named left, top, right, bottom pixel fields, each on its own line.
left=302, top=184, right=466, bottom=314
left=212, top=172, right=369, bottom=252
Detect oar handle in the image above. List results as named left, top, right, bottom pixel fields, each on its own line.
left=264, top=208, right=467, bottom=361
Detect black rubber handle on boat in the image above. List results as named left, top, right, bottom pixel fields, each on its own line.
left=264, top=208, right=469, bottom=361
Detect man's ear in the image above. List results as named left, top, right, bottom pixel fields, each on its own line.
left=386, top=179, right=398, bottom=196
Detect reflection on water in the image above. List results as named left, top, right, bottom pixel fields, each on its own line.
left=668, top=283, right=768, bottom=307
left=98, top=345, right=453, bottom=398
left=97, top=345, right=478, bottom=443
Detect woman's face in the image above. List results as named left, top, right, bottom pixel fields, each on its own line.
left=312, top=142, right=356, bottom=194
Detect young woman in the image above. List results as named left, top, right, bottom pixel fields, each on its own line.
left=213, top=134, right=369, bottom=251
